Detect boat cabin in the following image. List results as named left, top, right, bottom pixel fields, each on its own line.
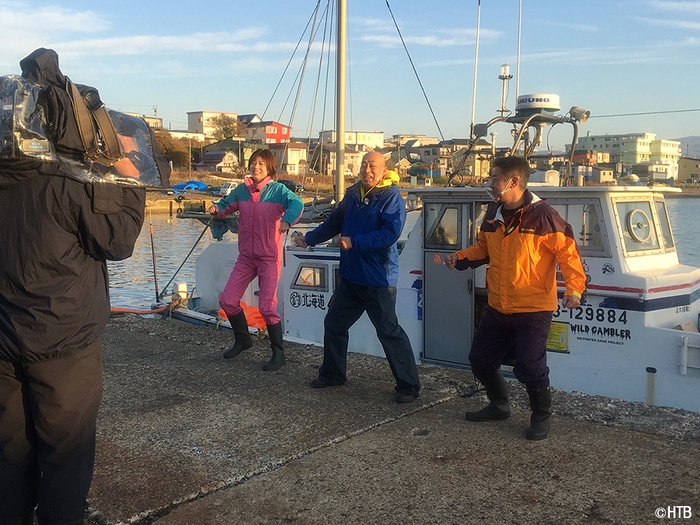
left=191, top=184, right=700, bottom=412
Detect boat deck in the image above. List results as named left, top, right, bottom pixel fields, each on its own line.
left=90, top=314, right=700, bottom=524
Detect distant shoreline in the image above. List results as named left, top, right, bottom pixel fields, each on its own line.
left=670, top=186, right=700, bottom=198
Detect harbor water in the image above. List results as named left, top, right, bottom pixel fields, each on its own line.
left=108, top=197, right=700, bottom=310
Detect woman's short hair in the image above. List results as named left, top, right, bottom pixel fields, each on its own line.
left=249, top=149, right=277, bottom=178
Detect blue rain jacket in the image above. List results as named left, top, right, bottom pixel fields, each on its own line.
left=305, top=175, right=405, bottom=287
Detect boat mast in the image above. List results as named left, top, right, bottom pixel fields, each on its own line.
left=469, top=0, right=481, bottom=138
left=335, top=0, right=347, bottom=202
left=516, top=0, right=522, bottom=100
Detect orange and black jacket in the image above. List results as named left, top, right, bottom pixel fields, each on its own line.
left=454, top=190, right=586, bottom=314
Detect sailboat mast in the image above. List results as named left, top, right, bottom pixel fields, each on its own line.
left=469, top=0, right=481, bottom=138
left=516, top=0, right=522, bottom=100
left=335, top=0, right=347, bottom=202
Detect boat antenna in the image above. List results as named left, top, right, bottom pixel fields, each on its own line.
left=470, top=0, right=481, bottom=138
left=385, top=0, right=445, bottom=142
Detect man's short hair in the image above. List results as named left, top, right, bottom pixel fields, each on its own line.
left=492, top=156, right=531, bottom=186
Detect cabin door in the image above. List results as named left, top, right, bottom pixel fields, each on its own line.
left=422, top=202, right=478, bottom=367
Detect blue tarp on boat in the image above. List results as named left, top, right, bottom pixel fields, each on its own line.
left=171, top=180, right=208, bottom=191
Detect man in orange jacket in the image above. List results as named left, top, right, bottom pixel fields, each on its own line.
left=445, top=156, right=586, bottom=440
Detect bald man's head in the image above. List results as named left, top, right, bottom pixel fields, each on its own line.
left=359, top=152, right=387, bottom=189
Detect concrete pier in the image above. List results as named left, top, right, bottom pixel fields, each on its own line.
left=89, top=314, right=700, bottom=524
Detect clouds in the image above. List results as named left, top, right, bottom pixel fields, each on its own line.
left=0, top=3, right=111, bottom=68
left=1, top=0, right=699, bottom=142
left=649, top=0, right=700, bottom=14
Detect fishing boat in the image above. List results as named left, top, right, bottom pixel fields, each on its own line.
left=167, top=100, right=700, bottom=413
left=162, top=1, right=700, bottom=413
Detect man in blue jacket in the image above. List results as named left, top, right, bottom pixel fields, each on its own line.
left=294, top=152, right=421, bottom=403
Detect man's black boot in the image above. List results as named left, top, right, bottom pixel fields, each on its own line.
left=262, top=322, right=286, bottom=371
left=222, top=311, right=253, bottom=359
left=465, top=369, right=511, bottom=422
left=526, top=385, right=552, bottom=440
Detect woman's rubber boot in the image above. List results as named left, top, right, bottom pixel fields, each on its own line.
left=526, top=386, right=552, bottom=440
left=262, top=322, right=286, bottom=371
left=465, top=369, right=511, bottom=422
left=222, top=311, right=253, bottom=359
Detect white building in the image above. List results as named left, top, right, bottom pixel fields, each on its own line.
left=269, top=143, right=308, bottom=175
left=319, top=130, right=384, bottom=150
left=187, top=111, right=238, bottom=139
left=576, top=132, right=681, bottom=168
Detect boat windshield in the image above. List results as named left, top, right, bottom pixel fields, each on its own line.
left=550, top=199, right=610, bottom=258
left=613, top=199, right=664, bottom=256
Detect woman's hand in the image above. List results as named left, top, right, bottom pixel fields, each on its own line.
left=208, top=204, right=219, bottom=215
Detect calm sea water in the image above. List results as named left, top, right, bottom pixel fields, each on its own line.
left=108, top=198, right=700, bottom=310
left=665, top=198, right=700, bottom=266
left=108, top=215, right=218, bottom=310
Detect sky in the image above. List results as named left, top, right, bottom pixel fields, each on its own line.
left=2, top=0, right=700, bottom=151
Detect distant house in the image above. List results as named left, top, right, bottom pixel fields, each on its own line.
left=194, top=151, right=239, bottom=173
left=269, top=143, right=308, bottom=175
left=571, top=149, right=610, bottom=165
left=237, top=114, right=262, bottom=127
left=166, top=131, right=206, bottom=142
left=242, top=121, right=291, bottom=144
left=187, top=111, right=238, bottom=140
left=309, top=144, right=365, bottom=178
left=125, top=112, right=162, bottom=129
left=677, top=156, right=700, bottom=183
left=592, top=166, right=615, bottom=184
left=204, top=138, right=257, bottom=167
left=572, top=165, right=615, bottom=184
left=319, top=130, right=384, bottom=150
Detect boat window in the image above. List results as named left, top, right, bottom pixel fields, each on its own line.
left=473, top=203, right=489, bottom=243
left=425, top=204, right=460, bottom=248
left=654, top=198, right=675, bottom=251
left=614, top=200, right=661, bottom=254
left=290, top=263, right=328, bottom=292
left=549, top=200, right=611, bottom=257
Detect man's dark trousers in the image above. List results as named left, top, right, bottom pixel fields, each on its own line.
left=0, top=340, right=102, bottom=525
left=319, top=279, right=421, bottom=396
left=469, top=306, right=553, bottom=390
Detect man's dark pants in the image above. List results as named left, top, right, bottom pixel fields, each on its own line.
left=469, top=306, right=553, bottom=390
left=0, top=340, right=102, bottom=525
left=319, top=279, right=421, bottom=396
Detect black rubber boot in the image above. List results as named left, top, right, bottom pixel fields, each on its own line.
left=465, top=369, right=511, bottom=422
left=262, top=322, right=286, bottom=371
left=526, top=386, right=552, bottom=440
left=222, top=311, right=253, bottom=359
